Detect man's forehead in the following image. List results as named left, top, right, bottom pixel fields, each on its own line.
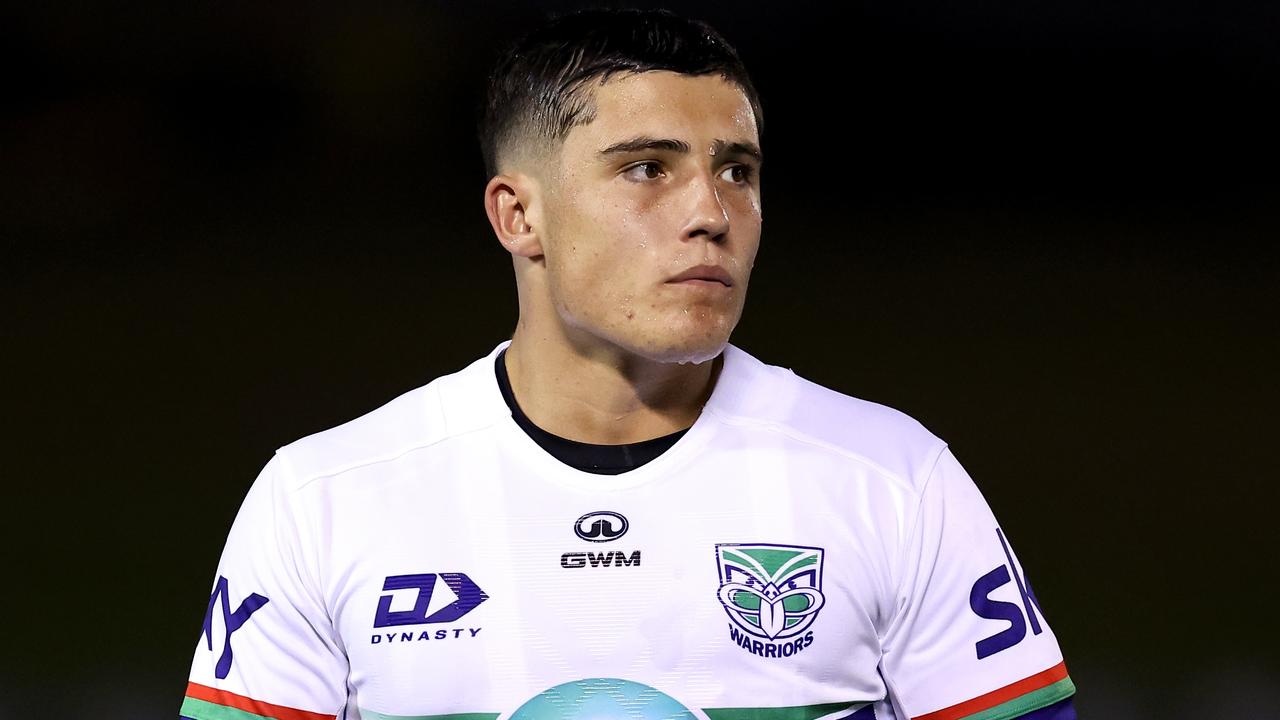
left=573, top=71, right=758, bottom=147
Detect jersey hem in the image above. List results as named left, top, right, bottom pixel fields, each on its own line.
left=182, top=682, right=337, bottom=720
left=911, top=661, right=1074, bottom=720
left=360, top=707, right=504, bottom=712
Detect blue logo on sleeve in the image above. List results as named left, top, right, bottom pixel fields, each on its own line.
left=969, top=528, right=1045, bottom=659
left=202, top=575, right=269, bottom=679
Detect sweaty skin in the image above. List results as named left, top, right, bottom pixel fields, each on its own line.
left=484, top=72, right=763, bottom=445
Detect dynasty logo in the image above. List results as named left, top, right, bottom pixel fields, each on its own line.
left=371, top=572, right=488, bottom=646
left=716, top=543, right=826, bottom=658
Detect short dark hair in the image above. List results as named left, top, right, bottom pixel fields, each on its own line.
left=478, top=8, right=762, bottom=178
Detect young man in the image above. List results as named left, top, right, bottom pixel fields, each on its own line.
left=182, top=10, right=1075, bottom=720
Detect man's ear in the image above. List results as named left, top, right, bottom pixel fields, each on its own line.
left=484, top=172, right=544, bottom=258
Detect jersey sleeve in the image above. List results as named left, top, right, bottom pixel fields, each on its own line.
left=181, top=454, right=349, bottom=720
left=879, top=448, right=1076, bottom=720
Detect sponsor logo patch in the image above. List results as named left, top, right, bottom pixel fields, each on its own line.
left=969, top=527, right=1045, bottom=659
left=562, top=511, right=641, bottom=569
left=371, top=572, right=487, bottom=646
left=574, top=511, right=629, bottom=542
left=202, top=575, right=268, bottom=679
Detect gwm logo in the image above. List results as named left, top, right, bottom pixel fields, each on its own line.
left=574, top=511, right=628, bottom=542
left=560, top=550, right=641, bottom=568
left=716, top=543, right=826, bottom=658
left=562, top=511, right=641, bottom=569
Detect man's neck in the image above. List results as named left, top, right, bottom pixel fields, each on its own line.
left=503, top=327, right=720, bottom=445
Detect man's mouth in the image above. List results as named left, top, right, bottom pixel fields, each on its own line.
left=667, top=265, right=734, bottom=287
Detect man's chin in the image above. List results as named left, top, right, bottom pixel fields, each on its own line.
left=648, top=346, right=725, bottom=366
left=566, top=307, right=739, bottom=366
left=625, top=331, right=732, bottom=366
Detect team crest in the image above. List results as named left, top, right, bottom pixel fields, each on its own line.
left=716, top=543, right=825, bottom=657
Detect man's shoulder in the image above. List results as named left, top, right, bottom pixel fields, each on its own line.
left=715, top=345, right=948, bottom=489
left=272, top=344, right=507, bottom=488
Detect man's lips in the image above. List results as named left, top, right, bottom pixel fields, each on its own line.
left=667, top=264, right=734, bottom=287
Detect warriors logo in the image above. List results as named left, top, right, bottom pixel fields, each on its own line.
left=716, top=543, right=826, bottom=658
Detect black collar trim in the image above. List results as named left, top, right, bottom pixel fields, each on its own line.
left=494, top=349, right=687, bottom=475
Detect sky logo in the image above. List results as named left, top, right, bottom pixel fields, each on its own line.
left=202, top=575, right=269, bottom=679
left=969, top=528, right=1045, bottom=659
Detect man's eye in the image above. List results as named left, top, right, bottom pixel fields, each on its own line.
left=623, top=162, right=664, bottom=181
left=719, top=165, right=754, bottom=184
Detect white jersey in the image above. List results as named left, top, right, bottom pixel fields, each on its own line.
left=183, top=342, right=1074, bottom=720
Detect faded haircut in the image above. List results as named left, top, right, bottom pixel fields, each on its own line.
left=478, top=8, right=762, bottom=178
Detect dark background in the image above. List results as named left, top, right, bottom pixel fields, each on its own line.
left=4, top=1, right=1278, bottom=717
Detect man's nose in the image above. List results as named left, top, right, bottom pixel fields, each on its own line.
left=680, top=172, right=730, bottom=242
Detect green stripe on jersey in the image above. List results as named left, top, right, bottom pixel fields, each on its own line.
left=180, top=697, right=274, bottom=720
left=958, top=677, right=1076, bottom=720
left=360, top=711, right=500, bottom=720
left=704, top=700, right=865, bottom=720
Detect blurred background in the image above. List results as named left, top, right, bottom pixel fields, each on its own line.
left=3, top=1, right=1277, bottom=717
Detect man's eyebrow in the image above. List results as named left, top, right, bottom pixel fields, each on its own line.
left=711, top=139, right=763, bottom=163
left=598, top=137, right=692, bottom=156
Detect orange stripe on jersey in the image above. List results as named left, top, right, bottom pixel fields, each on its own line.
left=913, top=661, right=1070, bottom=720
left=184, top=682, right=336, bottom=720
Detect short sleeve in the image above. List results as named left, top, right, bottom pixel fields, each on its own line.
left=880, top=448, right=1075, bottom=720
left=181, top=455, right=349, bottom=720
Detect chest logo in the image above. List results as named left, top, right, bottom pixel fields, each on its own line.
left=716, top=543, right=826, bottom=658
left=574, top=510, right=629, bottom=542
left=563, top=511, right=641, bottom=569
left=370, top=573, right=487, bottom=647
